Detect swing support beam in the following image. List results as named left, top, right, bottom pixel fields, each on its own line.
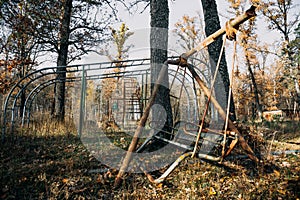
left=114, top=6, right=257, bottom=187
left=181, top=5, right=256, bottom=60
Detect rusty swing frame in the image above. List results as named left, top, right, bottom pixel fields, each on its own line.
left=114, top=6, right=259, bottom=186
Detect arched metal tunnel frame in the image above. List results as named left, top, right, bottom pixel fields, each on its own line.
left=1, top=57, right=207, bottom=142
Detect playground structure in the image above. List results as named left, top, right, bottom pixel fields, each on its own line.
left=1, top=6, right=259, bottom=186
left=1, top=57, right=202, bottom=140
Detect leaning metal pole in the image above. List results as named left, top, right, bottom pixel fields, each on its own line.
left=114, top=63, right=170, bottom=187
left=114, top=6, right=258, bottom=187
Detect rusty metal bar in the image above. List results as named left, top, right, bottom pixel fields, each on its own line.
left=143, top=152, right=193, bottom=184
left=186, top=64, right=259, bottom=162
left=114, top=63, right=170, bottom=187
left=181, top=6, right=256, bottom=60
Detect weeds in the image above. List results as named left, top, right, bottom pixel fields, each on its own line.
left=0, top=120, right=299, bottom=199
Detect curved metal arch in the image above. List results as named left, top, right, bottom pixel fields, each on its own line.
left=187, top=57, right=211, bottom=85
left=21, top=70, right=152, bottom=128
left=22, top=65, right=197, bottom=130
left=2, top=66, right=81, bottom=139
left=6, top=70, right=81, bottom=136
left=4, top=58, right=154, bottom=113
left=4, top=57, right=171, bottom=124
left=23, top=66, right=199, bottom=127
left=23, top=78, right=80, bottom=127
left=5, top=64, right=81, bottom=107
left=2, top=57, right=200, bottom=141
left=22, top=68, right=155, bottom=127
left=168, top=68, right=199, bottom=122
left=2, top=58, right=155, bottom=140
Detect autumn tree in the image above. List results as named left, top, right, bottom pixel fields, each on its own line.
left=0, top=0, right=40, bottom=117
left=289, top=22, right=300, bottom=67
left=101, top=23, right=134, bottom=72
left=227, top=1, right=264, bottom=119
left=173, top=15, right=210, bottom=79
left=287, top=22, right=300, bottom=107
left=262, top=0, right=300, bottom=110
left=99, top=23, right=134, bottom=123
left=240, top=22, right=263, bottom=119
left=53, top=0, right=115, bottom=121
left=52, top=0, right=72, bottom=121
left=1, top=0, right=117, bottom=121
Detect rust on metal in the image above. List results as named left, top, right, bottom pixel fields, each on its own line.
left=183, top=6, right=256, bottom=59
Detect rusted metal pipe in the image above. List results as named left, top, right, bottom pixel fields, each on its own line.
left=143, top=152, right=193, bottom=184
left=114, top=62, right=171, bottom=187
left=186, top=64, right=259, bottom=163
left=181, top=6, right=256, bottom=60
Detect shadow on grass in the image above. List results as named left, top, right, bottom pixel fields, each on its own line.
left=1, top=118, right=299, bottom=199
left=0, top=133, right=117, bottom=199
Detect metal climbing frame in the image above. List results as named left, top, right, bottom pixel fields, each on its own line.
left=1, top=58, right=201, bottom=142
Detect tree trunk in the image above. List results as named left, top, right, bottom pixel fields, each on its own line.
left=200, top=0, right=236, bottom=122
left=247, top=63, right=263, bottom=119
left=54, top=0, right=72, bottom=121
left=150, top=0, right=173, bottom=137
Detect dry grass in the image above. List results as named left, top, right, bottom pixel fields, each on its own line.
left=0, top=120, right=300, bottom=199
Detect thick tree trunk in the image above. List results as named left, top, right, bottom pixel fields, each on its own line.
left=114, top=0, right=173, bottom=187
left=150, top=0, right=173, bottom=136
left=200, top=0, right=236, bottom=122
left=54, top=0, right=72, bottom=121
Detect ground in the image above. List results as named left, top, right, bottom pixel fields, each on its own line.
left=0, top=120, right=300, bottom=199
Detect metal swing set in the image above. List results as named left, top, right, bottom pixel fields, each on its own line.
left=114, top=6, right=259, bottom=187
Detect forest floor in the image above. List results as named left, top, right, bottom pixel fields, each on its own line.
left=1, top=120, right=300, bottom=199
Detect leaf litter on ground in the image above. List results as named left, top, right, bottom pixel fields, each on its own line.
left=0, top=123, right=300, bottom=199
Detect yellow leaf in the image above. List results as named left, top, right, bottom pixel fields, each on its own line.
left=278, top=189, right=286, bottom=195
left=62, top=178, right=69, bottom=183
left=96, top=174, right=104, bottom=184
left=209, top=187, right=216, bottom=195
left=156, top=183, right=163, bottom=189
left=273, top=170, right=280, bottom=177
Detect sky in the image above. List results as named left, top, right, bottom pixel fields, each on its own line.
left=82, top=0, right=282, bottom=68
left=34, top=0, right=296, bottom=70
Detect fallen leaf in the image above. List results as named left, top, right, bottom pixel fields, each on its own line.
left=277, top=189, right=286, bottom=195
left=96, top=174, right=105, bottom=184
left=209, top=187, right=216, bottom=195
left=273, top=170, right=280, bottom=177
left=281, top=161, right=291, bottom=167
left=62, top=178, right=69, bottom=183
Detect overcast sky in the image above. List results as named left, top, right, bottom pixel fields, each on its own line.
left=82, top=0, right=282, bottom=67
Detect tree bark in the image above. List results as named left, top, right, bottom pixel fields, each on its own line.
left=150, top=0, right=173, bottom=137
left=54, top=0, right=72, bottom=121
left=247, top=62, right=263, bottom=119
left=114, top=0, right=173, bottom=187
left=200, top=0, right=236, bottom=122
